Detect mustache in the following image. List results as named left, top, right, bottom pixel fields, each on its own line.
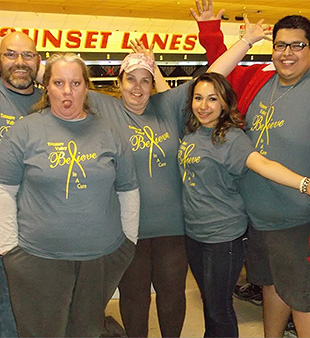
left=10, top=65, right=32, bottom=72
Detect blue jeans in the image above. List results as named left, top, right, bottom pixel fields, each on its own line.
left=0, top=257, right=17, bottom=337
left=186, top=235, right=244, bottom=338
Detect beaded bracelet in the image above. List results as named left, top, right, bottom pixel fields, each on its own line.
left=240, top=37, right=253, bottom=49
left=299, top=177, right=310, bottom=194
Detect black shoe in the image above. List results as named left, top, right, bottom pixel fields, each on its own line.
left=233, top=283, right=263, bottom=306
left=283, top=315, right=297, bottom=338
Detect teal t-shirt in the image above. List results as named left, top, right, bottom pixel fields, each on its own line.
left=0, top=109, right=138, bottom=260
left=241, top=72, right=310, bottom=231
left=89, top=83, right=191, bottom=238
left=179, top=126, right=254, bottom=243
left=0, top=79, right=42, bottom=141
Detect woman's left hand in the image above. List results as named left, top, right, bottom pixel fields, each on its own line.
left=130, top=38, right=155, bottom=61
left=242, top=16, right=272, bottom=46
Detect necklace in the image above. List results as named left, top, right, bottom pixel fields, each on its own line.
left=269, top=78, right=294, bottom=107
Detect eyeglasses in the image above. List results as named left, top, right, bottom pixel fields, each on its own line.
left=273, top=41, right=310, bottom=52
left=1, top=51, right=38, bottom=61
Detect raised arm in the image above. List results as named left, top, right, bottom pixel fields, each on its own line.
left=191, top=0, right=227, bottom=65
left=207, top=16, right=271, bottom=76
left=130, top=38, right=170, bottom=92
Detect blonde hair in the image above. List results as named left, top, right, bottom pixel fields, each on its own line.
left=33, top=53, right=91, bottom=114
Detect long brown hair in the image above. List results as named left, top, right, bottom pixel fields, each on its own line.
left=185, top=72, right=243, bottom=145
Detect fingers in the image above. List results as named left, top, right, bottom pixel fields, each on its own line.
left=263, top=25, right=273, bottom=32
left=129, top=39, right=156, bottom=59
left=189, top=8, right=199, bottom=20
left=135, top=38, right=144, bottom=48
left=242, top=15, right=272, bottom=44
left=202, top=0, right=209, bottom=12
left=129, top=39, right=143, bottom=53
left=256, top=19, right=272, bottom=40
left=129, top=39, right=138, bottom=52
left=263, top=25, right=273, bottom=38
left=264, top=35, right=273, bottom=41
left=195, top=0, right=203, bottom=14
left=243, top=13, right=248, bottom=21
left=216, top=8, right=225, bottom=20
left=256, top=19, right=265, bottom=26
left=130, top=38, right=146, bottom=52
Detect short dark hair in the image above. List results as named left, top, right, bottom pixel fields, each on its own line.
left=273, top=15, right=310, bottom=43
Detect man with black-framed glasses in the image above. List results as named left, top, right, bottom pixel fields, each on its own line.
left=0, top=31, right=42, bottom=337
left=273, top=41, right=310, bottom=52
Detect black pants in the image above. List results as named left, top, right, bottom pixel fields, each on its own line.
left=118, top=236, right=188, bottom=337
left=4, top=240, right=135, bottom=337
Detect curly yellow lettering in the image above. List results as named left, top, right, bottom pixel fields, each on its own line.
left=255, top=106, right=274, bottom=149
left=48, top=151, right=67, bottom=168
left=260, top=149, right=267, bottom=155
left=178, top=149, right=188, bottom=182
left=77, top=183, right=87, bottom=189
left=251, top=115, right=264, bottom=131
left=0, top=125, right=9, bottom=139
left=79, top=154, right=86, bottom=161
left=143, top=126, right=166, bottom=177
left=182, top=143, right=196, bottom=182
left=1, top=113, right=15, bottom=120
left=178, top=143, right=201, bottom=184
left=130, top=134, right=146, bottom=151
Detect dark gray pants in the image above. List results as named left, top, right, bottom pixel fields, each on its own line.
left=0, top=257, right=17, bottom=337
left=119, top=235, right=188, bottom=337
left=3, top=239, right=135, bottom=337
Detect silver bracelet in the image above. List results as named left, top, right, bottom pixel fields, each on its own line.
left=299, top=177, right=310, bottom=194
left=240, top=37, right=253, bottom=49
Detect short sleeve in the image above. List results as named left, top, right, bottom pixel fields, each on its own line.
left=0, top=121, right=26, bottom=185
left=112, top=128, right=138, bottom=192
left=152, top=80, right=193, bottom=135
left=223, top=130, right=255, bottom=176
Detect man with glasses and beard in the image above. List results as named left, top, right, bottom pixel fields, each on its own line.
left=0, top=32, right=42, bottom=139
left=0, top=31, right=42, bottom=337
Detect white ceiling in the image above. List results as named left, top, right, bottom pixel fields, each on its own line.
left=0, top=0, right=309, bottom=25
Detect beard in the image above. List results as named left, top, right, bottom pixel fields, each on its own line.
left=2, top=65, right=37, bottom=90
